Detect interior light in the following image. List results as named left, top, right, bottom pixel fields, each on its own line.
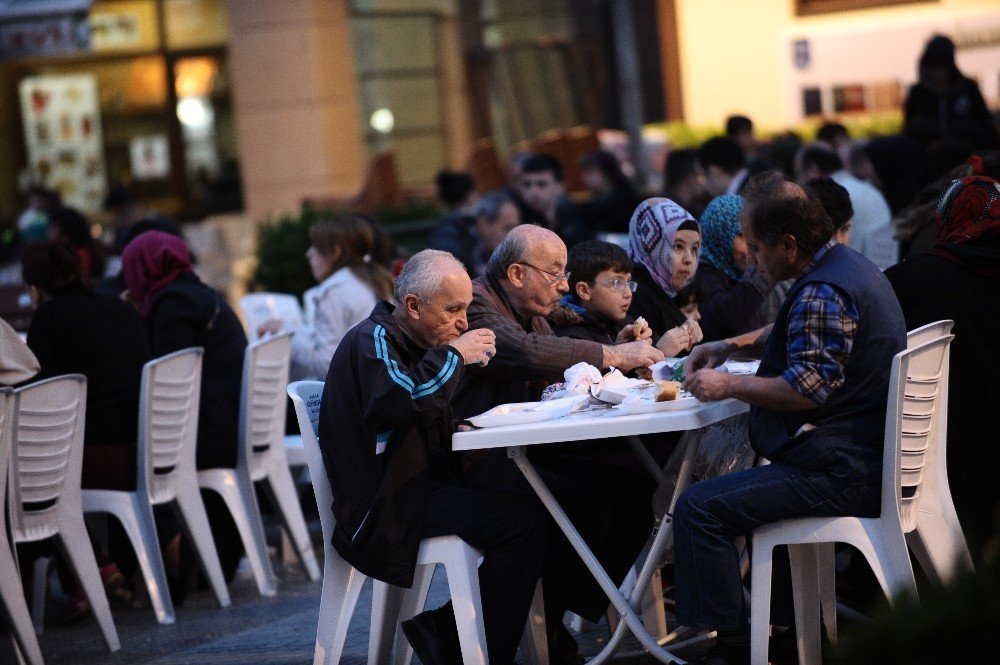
left=370, top=108, right=394, bottom=134
left=176, top=97, right=212, bottom=128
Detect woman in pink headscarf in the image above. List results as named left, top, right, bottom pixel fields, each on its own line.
left=626, top=198, right=705, bottom=356
left=121, top=230, right=248, bottom=597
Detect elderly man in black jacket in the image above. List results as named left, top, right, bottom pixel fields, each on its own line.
left=319, top=249, right=548, bottom=665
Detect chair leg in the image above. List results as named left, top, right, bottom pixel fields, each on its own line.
left=520, top=580, right=549, bottom=665
left=788, top=544, right=822, bottom=665
left=261, top=468, right=321, bottom=581
left=816, top=542, right=837, bottom=645
left=393, top=563, right=435, bottom=665
left=55, top=519, right=120, bottom=651
left=0, top=533, right=44, bottom=665
left=30, top=556, right=50, bottom=633
left=369, top=581, right=406, bottom=665
left=199, top=469, right=277, bottom=597
left=443, top=546, right=488, bottom=665
left=855, top=524, right=918, bottom=604
left=908, top=509, right=974, bottom=585
left=104, top=495, right=176, bottom=624
left=172, top=484, right=232, bottom=608
left=749, top=539, right=773, bottom=665
left=314, top=554, right=367, bottom=665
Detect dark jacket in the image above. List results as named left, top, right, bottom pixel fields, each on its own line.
left=751, top=244, right=906, bottom=482
left=550, top=304, right=629, bottom=346
left=425, top=211, right=476, bottom=274
left=697, top=262, right=769, bottom=342
left=626, top=263, right=687, bottom=340
left=452, top=275, right=605, bottom=421
left=27, top=284, right=151, bottom=448
left=516, top=193, right=595, bottom=250
left=319, top=302, right=464, bottom=586
left=884, top=241, right=1000, bottom=545
left=147, top=273, right=247, bottom=469
left=904, top=76, right=998, bottom=148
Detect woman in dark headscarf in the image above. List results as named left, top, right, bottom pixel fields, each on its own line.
left=626, top=198, right=704, bottom=357
left=695, top=194, right=774, bottom=342
left=884, top=176, right=1000, bottom=559
left=121, top=230, right=248, bottom=592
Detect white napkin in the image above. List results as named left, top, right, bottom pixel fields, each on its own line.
left=563, top=362, right=603, bottom=396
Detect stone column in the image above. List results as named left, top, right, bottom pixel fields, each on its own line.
left=225, top=0, right=366, bottom=220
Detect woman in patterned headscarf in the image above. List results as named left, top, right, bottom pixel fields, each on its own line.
left=884, top=176, right=1000, bottom=559
left=626, top=198, right=704, bottom=356
left=696, top=194, right=775, bottom=341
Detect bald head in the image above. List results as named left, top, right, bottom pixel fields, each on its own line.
left=486, top=224, right=564, bottom=283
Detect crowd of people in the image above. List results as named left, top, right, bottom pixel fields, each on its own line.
left=0, top=31, right=998, bottom=665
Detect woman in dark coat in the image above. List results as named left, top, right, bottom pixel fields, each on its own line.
left=884, top=176, right=1000, bottom=559
left=695, top=194, right=773, bottom=341
left=121, top=230, right=248, bottom=592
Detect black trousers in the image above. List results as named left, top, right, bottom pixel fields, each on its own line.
left=422, top=479, right=550, bottom=665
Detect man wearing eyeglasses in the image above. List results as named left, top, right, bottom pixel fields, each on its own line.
left=452, top=224, right=663, bottom=664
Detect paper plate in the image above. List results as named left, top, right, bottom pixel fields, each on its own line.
left=612, top=393, right=700, bottom=414
left=467, top=395, right=585, bottom=428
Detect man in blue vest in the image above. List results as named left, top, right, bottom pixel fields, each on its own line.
left=676, top=175, right=906, bottom=664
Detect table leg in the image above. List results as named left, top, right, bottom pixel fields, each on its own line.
left=508, top=446, right=686, bottom=664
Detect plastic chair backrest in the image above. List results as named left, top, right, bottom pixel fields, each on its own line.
left=882, top=334, right=953, bottom=533
left=906, top=320, right=954, bottom=350
left=0, top=388, right=12, bottom=507
left=140, top=348, right=204, bottom=503
left=287, top=381, right=334, bottom=544
left=239, top=292, right=303, bottom=336
left=241, top=333, right=293, bottom=478
left=8, top=375, right=87, bottom=540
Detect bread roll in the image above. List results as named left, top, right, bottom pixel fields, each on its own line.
left=632, top=316, right=648, bottom=339
left=655, top=381, right=681, bottom=402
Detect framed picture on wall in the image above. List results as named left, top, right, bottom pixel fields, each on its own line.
left=796, top=1, right=937, bottom=16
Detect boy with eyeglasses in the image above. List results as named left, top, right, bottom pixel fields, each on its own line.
left=550, top=240, right=643, bottom=345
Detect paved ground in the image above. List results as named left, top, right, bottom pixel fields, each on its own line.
left=0, top=517, right=685, bottom=665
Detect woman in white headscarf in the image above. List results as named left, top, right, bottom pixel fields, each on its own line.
left=626, top=198, right=704, bottom=357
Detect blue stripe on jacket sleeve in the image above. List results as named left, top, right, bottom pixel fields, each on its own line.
left=373, top=325, right=460, bottom=399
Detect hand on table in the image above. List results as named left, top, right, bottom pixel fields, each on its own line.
left=448, top=328, right=497, bottom=366
left=684, top=368, right=734, bottom=402
left=684, top=340, right=730, bottom=376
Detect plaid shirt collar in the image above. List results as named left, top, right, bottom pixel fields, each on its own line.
left=794, top=239, right=838, bottom=283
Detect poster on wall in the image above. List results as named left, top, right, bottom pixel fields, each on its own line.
left=784, top=10, right=1000, bottom=124
left=18, top=74, right=107, bottom=213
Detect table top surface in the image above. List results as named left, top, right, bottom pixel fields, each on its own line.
left=452, top=397, right=749, bottom=451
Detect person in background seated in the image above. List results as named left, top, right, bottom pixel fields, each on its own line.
left=514, top=153, right=593, bottom=248
left=673, top=277, right=705, bottom=324
left=726, top=115, right=758, bottom=160
left=121, top=230, right=248, bottom=599
left=698, top=137, right=748, bottom=197
left=468, top=191, right=521, bottom=277
left=696, top=195, right=774, bottom=342
left=626, top=198, right=705, bottom=356
left=804, top=176, right=854, bottom=245
left=576, top=149, right=643, bottom=235
left=884, top=176, right=1000, bottom=559
left=319, top=249, right=549, bottom=665
left=675, top=175, right=906, bottom=664
left=549, top=239, right=637, bottom=345
left=663, top=148, right=711, bottom=220
left=257, top=215, right=394, bottom=381
left=22, top=240, right=150, bottom=615
left=426, top=170, right=478, bottom=271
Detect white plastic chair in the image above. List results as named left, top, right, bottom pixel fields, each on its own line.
left=81, top=348, right=232, bottom=624
left=0, top=388, right=45, bottom=665
left=239, top=292, right=303, bottom=337
left=9, top=375, right=120, bottom=652
left=906, top=320, right=954, bottom=350
left=289, top=381, right=547, bottom=665
left=200, top=334, right=320, bottom=598
left=749, top=335, right=956, bottom=665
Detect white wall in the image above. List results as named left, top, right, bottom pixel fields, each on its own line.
left=675, top=0, right=1000, bottom=129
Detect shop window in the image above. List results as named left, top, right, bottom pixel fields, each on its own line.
left=89, top=0, right=161, bottom=52
left=165, top=0, right=229, bottom=49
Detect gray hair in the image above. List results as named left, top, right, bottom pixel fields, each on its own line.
left=393, top=249, right=463, bottom=302
left=472, top=190, right=514, bottom=223
left=485, top=229, right=530, bottom=282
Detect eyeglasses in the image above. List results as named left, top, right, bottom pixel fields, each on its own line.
left=595, top=279, right=637, bottom=293
left=517, top=262, right=571, bottom=284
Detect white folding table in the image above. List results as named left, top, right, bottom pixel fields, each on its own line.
left=452, top=398, right=749, bottom=664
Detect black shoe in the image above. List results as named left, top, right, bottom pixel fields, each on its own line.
left=547, top=621, right=583, bottom=665
left=690, top=630, right=750, bottom=665
left=401, top=607, right=462, bottom=665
